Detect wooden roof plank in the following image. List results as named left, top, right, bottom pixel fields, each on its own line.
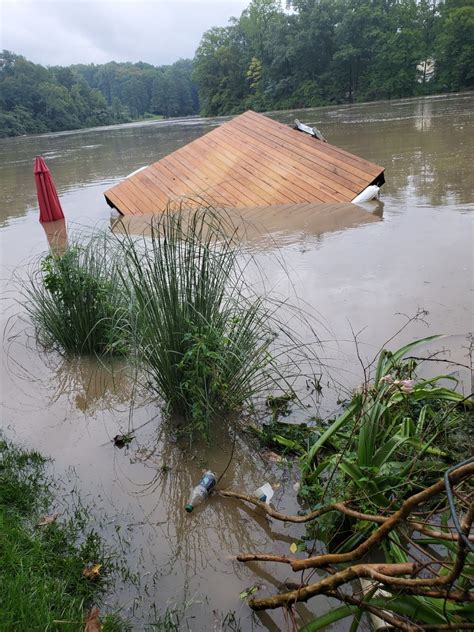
left=192, top=133, right=312, bottom=204
left=139, top=163, right=193, bottom=203
left=212, top=127, right=341, bottom=203
left=232, top=114, right=376, bottom=184
left=125, top=174, right=171, bottom=213
left=177, top=141, right=279, bottom=206
left=216, top=125, right=351, bottom=201
left=161, top=153, right=241, bottom=207
left=165, top=141, right=265, bottom=206
left=116, top=179, right=155, bottom=214
left=222, top=118, right=365, bottom=193
left=106, top=188, right=137, bottom=215
left=243, top=110, right=384, bottom=176
left=237, top=111, right=372, bottom=178
left=132, top=170, right=174, bottom=210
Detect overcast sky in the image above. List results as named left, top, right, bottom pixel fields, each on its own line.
left=0, top=0, right=249, bottom=67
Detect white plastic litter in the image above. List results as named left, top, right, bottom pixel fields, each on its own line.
left=254, top=483, right=274, bottom=503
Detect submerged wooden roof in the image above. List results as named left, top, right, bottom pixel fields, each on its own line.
left=111, top=202, right=380, bottom=243
left=104, top=110, right=384, bottom=216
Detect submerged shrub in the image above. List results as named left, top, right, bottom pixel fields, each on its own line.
left=118, top=205, right=295, bottom=437
left=24, top=236, right=130, bottom=355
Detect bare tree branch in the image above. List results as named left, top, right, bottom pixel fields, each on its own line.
left=292, top=462, right=473, bottom=571
left=220, top=489, right=474, bottom=542
left=248, top=563, right=417, bottom=610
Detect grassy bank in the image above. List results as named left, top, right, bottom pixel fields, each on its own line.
left=0, top=435, right=123, bottom=631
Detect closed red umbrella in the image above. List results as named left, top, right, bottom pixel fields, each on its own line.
left=34, top=156, right=65, bottom=223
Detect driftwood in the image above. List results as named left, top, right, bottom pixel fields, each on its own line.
left=244, top=562, right=417, bottom=610
left=220, top=461, right=474, bottom=617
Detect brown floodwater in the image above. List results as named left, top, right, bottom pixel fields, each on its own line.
left=0, top=94, right=473, bottom=630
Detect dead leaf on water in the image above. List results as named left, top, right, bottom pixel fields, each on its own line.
left=36, top=513, right=59, bottom=527
left=84, top=607, right=101, bottom=632
left=82, top=563, right=102, bottom=581
left=290, top=542, right=298, bottom=554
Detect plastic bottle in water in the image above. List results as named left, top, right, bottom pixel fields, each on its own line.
left=185, top=471, right=217, bottom=513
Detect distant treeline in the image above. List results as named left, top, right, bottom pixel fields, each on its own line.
left=0, top=0, right=472, bottom=137
left=0, top=52, right=198, bottom=137
left=194, top=0, right=474, bottom=115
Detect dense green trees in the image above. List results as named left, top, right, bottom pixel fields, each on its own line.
left=0, top=52, right=116, bottom=136
left=0, top=0, right=472, bottom=136
left=194, top=0, right=474, bottom=115
left=0, top=52, right=198, bottom=137
left=72, top=58, right=199, bottom=119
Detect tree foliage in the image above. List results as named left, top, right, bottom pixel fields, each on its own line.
left=193, top=0, right=474, bottom=115
left=0, top=51, right=199, bottom=137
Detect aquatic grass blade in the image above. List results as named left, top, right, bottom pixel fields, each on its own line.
left=299, top=606, right=358, bottom=631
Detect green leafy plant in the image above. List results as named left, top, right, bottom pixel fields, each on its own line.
left=23, top=236, right=130, bottom=355
left=301, top=337, right=471, bottom=512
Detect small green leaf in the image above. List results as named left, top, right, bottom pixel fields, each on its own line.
left=239, top=584, right=259, bottom=600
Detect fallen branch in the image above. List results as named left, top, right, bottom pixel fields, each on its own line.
left=219, top=489, right=474, bottom=542
left=325, top=591, right=474, bottom=631
left=407, top=520, right=474, bottom=542
left=230, top=463, right=474, bottom=620
left=219, top=490, right=337, bottom=523
left=248, top=562, right=417, bottom=610
left=292, top=462, right=473, bottom=571
left=385, top=587, right=474, bottom=603
left=236, top=553, right=293, bottom=564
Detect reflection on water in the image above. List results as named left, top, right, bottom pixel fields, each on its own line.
left=0, top=94, right=473, bottom=630
left=41, top=218, right=69, bottom=254
left=414, top=99, right=433, bottom=132
left=49, top=355, right=134, bottom=413
left=111, top=201, right=381, bottom=249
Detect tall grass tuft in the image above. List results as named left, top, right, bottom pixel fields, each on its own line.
left=23, top=234, right=130, bottom=356
left=118, top=205, right=292, bottom=436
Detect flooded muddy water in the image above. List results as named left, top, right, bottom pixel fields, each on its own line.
left=1, top=94, right=473, bottom=630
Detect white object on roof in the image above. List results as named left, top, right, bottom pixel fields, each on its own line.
left=352, top=185, right=380, bottom=204
left=294, top=118, right=327, bottom=142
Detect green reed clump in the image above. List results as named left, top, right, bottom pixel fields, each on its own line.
left=118, top=205, right=286, bottom=437
left=24, top=236, right=130, bottom=355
